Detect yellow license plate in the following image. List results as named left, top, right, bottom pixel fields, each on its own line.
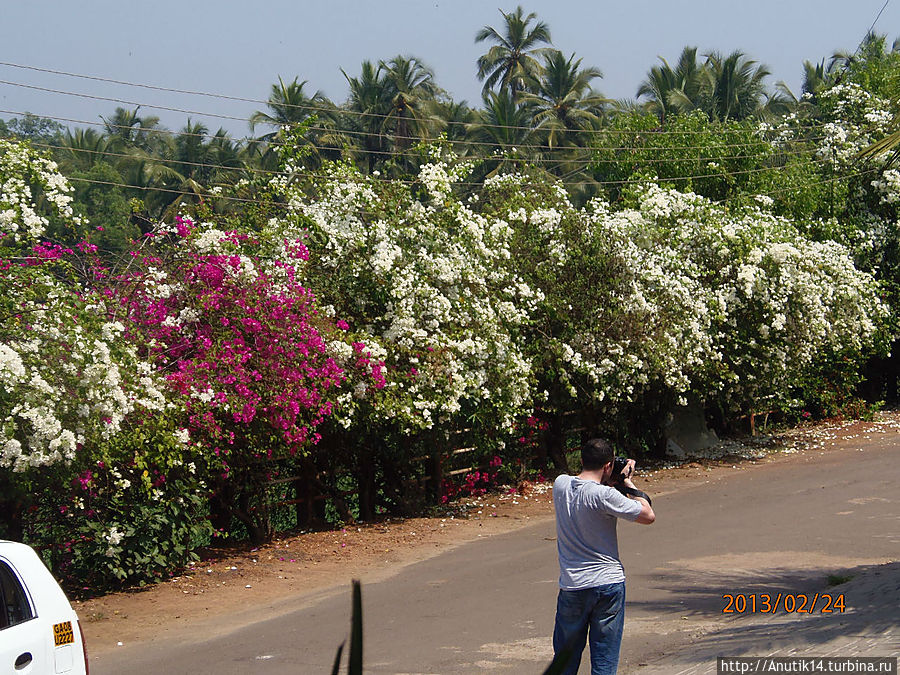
left=53, top=621, right=74, bottom=646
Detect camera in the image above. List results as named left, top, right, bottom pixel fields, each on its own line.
left=607, top=456, right=652, bottom=506
left=609, top=456, right=630, bottom=484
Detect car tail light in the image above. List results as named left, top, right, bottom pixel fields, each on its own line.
left=77, top=619, right=89, bottom=675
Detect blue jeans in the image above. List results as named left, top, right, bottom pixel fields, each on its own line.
left=552, top=582, right=626, bottom=675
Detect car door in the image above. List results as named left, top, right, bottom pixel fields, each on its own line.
left=0, top=557, right=50, bottom=674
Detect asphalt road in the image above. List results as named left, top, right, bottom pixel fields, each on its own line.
left=91, top=435, right=898, bottom=674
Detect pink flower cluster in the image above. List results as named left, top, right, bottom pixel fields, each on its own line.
left=109, top=220, right=385, bottom=465
left=440, top=456, right=503, bottom=503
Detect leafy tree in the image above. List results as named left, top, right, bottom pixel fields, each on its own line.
left=2, top=113, right=64, bottom=144
left=475, top=6, right=552, bottom=98
left=69, top=162, right=138, bottom=253
left=589, top=110, right=824, bottom=212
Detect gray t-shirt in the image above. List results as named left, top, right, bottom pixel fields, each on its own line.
left=553, top=474, right=643, bottom=590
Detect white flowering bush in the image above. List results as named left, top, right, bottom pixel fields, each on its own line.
left=264, top=148, right=887, bottom=476
left=620, top=183, right=887, bottom=416
left=0, top=140, right=166, bottom=473
left=274, top=161, right=539, bottom=438
left=816, top=83, right=893, bottom=168
left=480, top=174, right=714, bottom=444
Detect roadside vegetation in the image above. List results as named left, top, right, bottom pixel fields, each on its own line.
left=3, top=9, right=900, bottom=591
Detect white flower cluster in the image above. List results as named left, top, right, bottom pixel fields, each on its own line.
left=1, top=140, right=80, bottom=243
left=1, top=141, right=167, bottom=471
left=624, top=185, right=886, bottom=411
left=275, top=160, right=541, bottom=434
left=871, top=169, right=900, bottom=205
left=815, top=83, right=893, bottom=168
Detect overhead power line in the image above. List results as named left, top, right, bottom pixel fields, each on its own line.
left=0, top=104, right=830, bottom=157
left=27, top=132, right=829, bottom=180
left=59, top=164, right=874, bottom=222
left=0, top=60, right=838, bottom=138
left=61, top=154, right=834, bottom=193
left=867, top=0, right=892, bottom=39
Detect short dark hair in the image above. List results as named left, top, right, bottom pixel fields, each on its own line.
left=581, top=438, right=615, bottom=471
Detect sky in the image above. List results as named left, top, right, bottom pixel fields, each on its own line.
left=1, top=0, right=899, bottom=139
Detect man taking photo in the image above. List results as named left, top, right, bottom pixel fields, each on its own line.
left=552, top=438, right=656, bottom=675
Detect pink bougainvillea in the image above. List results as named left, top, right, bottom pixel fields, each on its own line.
left=107, top=219, right=385, bottom=469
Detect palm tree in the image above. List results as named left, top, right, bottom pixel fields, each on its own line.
left=338, top=56, right=440, bottom=173
left=250, top=77, right=330, bottom=137
left=378, top=55, right=439, bottom=151
left=520, top=50, right=606, bottom=149
left=699, top=50, right=771, bottom=121
left=206, top=129, right=244, bottom=185
left=341, top=60, right=392, bottom=173
left=469, top=90, right=536, bottom=147
left=251, top=77, right=349, bottom=172
left=637, top=47, right=703, bottom=122
left=434, top=99, right=476, bottom=145
left=59, top=128, right=112, bottom=173
left=801, top=59, right=837, bottom=98
left=100, top=107, right=162, bottom=154
left=475, top=6, right=552, bottom=98
left=174, top=119, right=211, bottom=184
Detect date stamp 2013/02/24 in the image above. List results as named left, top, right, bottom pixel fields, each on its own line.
left=722, top=593, right=846, bottom=614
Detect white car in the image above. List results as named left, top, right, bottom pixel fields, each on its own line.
left=0, top=541, right=88, bottom=674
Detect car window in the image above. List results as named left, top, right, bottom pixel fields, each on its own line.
left=0, top=560, right=35, bottom=629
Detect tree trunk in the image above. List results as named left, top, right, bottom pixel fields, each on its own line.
left=543, top=411, right=569, bottom=473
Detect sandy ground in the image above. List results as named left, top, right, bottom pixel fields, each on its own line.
left=75, top=413, right=900, bottom=666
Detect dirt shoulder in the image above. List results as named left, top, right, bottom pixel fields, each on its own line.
left=76, top=412, right=900, bottom=657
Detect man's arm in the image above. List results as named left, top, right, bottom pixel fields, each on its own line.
left=622, top=477, right=655, bottom=524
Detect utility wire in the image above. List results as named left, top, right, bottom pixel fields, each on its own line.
left=62, top=154, right=835, bottom=193
left=1, top=78, right=821, bottom=154
left=867, top=0, right=892, bottom=39
left=0, top=62, right=836, bottom=139
left=28, top=136, right=829, bottom=179
left=0, top=105, right=830, bottom=156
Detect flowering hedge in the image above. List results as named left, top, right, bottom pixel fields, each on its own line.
left=1, top=140, right=383, bottom=584
left=0, top=140, right=204, bottom=587
left=268, top=151, right=887, bottom=462
left=1, top=125, right=891, bottom=588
